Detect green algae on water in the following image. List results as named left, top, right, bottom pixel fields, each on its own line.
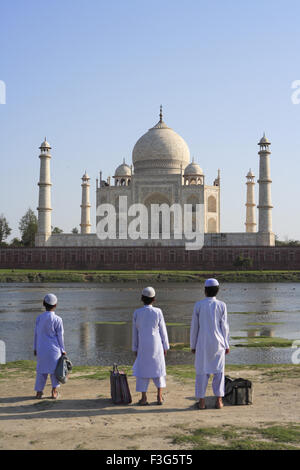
left=231, top=336, right=294, bottom=348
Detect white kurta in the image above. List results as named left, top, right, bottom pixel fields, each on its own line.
left=34, top=310, right=65, bottom=374
left=132, top=305, right=169, bottom=378
left=190, top=297, right=229, bottom=374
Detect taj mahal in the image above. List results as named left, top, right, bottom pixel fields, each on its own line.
left=35, top=107, right=275, bottom=248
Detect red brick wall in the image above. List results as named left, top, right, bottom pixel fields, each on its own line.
left=0, top=246, right=300, bottom=270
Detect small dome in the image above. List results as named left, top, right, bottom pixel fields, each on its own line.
left=184, top=159, right=203, bottom=176
left=246, top=169, right=255, bottom=178
left=40, top=137, right=51, bottom=149
left=82, top=171, right=90, bottom=180
left=258, top=133, right=270, bottom=145
left=114, top=160, right=132, bottom=177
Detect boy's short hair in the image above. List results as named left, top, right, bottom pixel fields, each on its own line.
left=205, top=285, right=219, bottom=297
left=141, top=295, right=155, bottom=305
left=43, top=301, right=56, bottom=311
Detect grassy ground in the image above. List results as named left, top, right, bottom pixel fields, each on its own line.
left=167, top=363, right=300, bottom=382
left=1, top=268, right=300, bottom=283
left=1, top=361, right=300, bottom=450
left=171, top=423, right=300, bottom=450
left=1, top=360, right=299, bottom=381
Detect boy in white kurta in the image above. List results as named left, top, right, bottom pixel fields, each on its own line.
left=34, top=294, right=66, bottom=399
left=190, top=279, right=230, bottom=409
left=132, top=287, right=169, bottom=405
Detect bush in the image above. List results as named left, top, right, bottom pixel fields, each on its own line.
left=233, top=255, right=253, bottom=269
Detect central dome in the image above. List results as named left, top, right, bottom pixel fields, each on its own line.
left=132, top=109, right=190, bottom=175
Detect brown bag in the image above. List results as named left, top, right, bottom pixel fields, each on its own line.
left=110, top=363, right=132, bottom=404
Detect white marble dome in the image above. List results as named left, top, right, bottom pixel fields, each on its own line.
left=40, top=137, right=51, bottom=150
left=259, top=133, right=270, bottom=145
left=114, top=160, right=131, bottom=177
left=132, top=113, right=190, bottom=175
left=184, top=159, right=203, bottom=175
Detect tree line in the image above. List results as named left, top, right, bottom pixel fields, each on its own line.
left=0, top=210, right=79, bottom=247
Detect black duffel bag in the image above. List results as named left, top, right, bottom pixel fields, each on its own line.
left=224, top=376, right=253, bottom=405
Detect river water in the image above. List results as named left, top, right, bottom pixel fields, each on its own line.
left=0, top=282, right=299, bottom=366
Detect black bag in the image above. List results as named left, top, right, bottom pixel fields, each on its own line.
left=55, top=354, right=73, bottom=384
left=224, top=376, right=253, bottom=405
left=110, top=363, right=132, bottom=404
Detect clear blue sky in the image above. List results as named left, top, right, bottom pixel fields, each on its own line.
left=1, top=0, right=300, bottom=240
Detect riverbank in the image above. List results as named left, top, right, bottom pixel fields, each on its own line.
left=1, top=269, right=300, bottom=283
left=0, top=361, right=299, bottom=450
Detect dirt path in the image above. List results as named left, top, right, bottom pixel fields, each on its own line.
left=0, top=368, right=299, bottom=450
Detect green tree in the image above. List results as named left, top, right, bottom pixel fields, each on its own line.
left=233, top=255, right=253, bottom=269
left=19, top=208, right=38, bottom=247
left=10, top=237, right=23, bottom=247
left=52, top=226, right=63, bottom=234
left=0, top=214, right=12, bottom=243
left=71, top=227, right=79, bottom=234
left=287, top=240, right=300, bottom=246
left=275, top=235, right=300, bottom=246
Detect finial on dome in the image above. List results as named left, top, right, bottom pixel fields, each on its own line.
left=159, top=105, right=163, bottom=123
left=258, top=133, right=270, bottom=145
left=40, top=137, right=51, bottom=150
left=246, top=168, right=255, bottom=178
left=82, top=170, right=90, bottom=180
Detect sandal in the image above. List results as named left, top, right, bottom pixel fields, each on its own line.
left=196, top=402, right=207, bottom=410
left=215, top=401, right=224, bottom=409
left=35, top=391, right=44, bottom=399
left=137, top=399, right=149, bottom=406
left=51, top=390, right=59, bottom=400
left=157, top=396, right=164, bottom=405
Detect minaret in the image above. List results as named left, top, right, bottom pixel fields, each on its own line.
left=245, top=169, right=256, bottom=232
left=36, top=138, right=52, bottom=246
left=80, top=171, right=91, bottom=234
left=213, top=168, right=220, bottom=186
left=257, top=134, right=273, bottom=234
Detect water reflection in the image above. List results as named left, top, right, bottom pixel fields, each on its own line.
left=94, top=323, right=132, bottom=351
left=79, top=322, right=90, bottom=349
left=78, top=322, right=191, bottom=354
left=0, top=282, right=299, bottom=365
left=227, top=347, right=292, bottom=365
left=247, top=327, right=275, bottom=338
left=260, top=327, right=274, bottom=337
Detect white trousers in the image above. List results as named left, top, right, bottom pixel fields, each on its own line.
left=34, top=372, right=60, bottom=391
left=195, top=373, right=224, bottom=398
left=136, top=376, right=166, bottom=392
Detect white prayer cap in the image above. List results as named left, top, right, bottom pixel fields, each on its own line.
left=204, top=278, right=219, bottom=287
left=142, top=286, right=156, bottom=298
left=44, top=293, right=58, bottom=305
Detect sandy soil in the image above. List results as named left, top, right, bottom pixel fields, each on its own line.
left=0, top=369, right=299, bottom=450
